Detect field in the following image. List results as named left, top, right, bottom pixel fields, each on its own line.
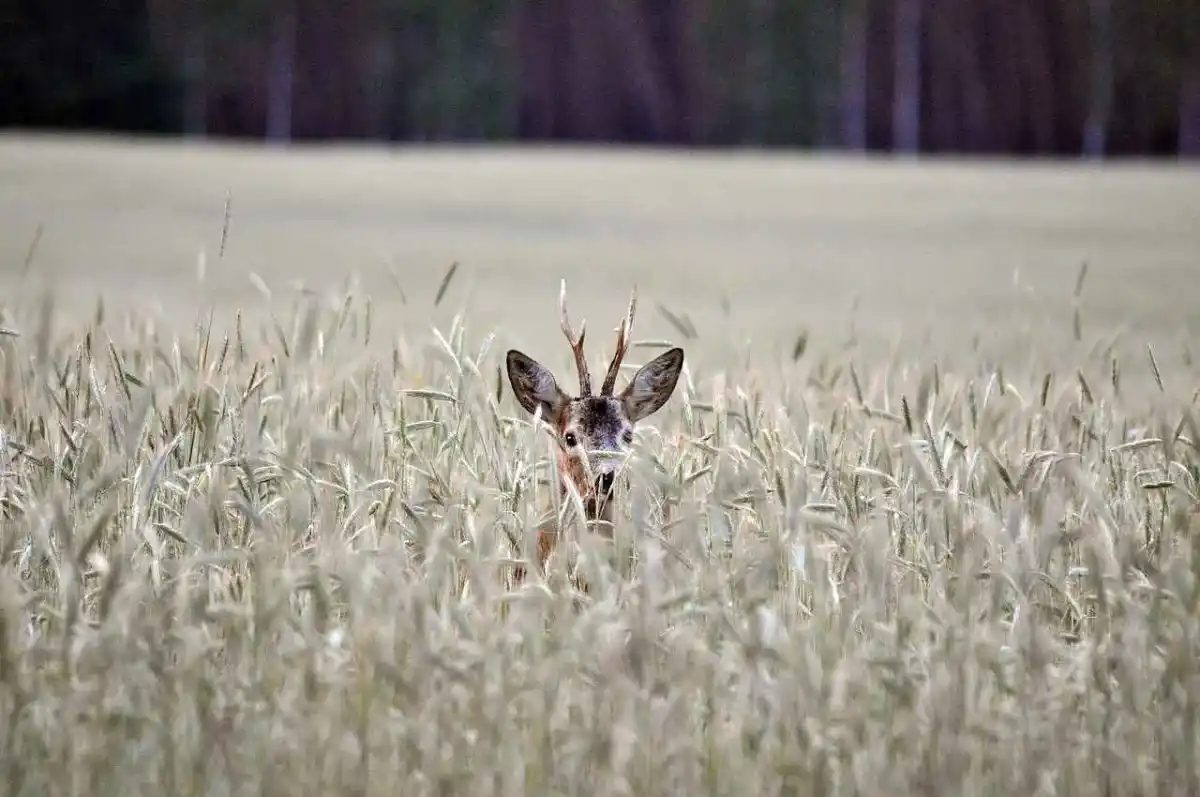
left=1, top=133, right=1200, bottom=795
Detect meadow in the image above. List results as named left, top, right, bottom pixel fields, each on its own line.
left=1, top=133, right=1199, bottom=795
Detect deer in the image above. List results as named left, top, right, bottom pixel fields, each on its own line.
left=505, top=281, right=684, bottom=582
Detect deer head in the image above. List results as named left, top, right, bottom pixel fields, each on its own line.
left=506, top=281, right=685, bottom=524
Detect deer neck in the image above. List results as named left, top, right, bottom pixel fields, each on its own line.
left=555, top=481, right=612, bottom=521
left=554, top=472, right=615, bottom=539
left=585, top=494, right=614, bottom=524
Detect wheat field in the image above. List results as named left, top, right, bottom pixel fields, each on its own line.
left=1, top=134, right=1200, bottom=796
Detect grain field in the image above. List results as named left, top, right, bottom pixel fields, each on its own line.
left=1, top=134, right=1199, bottom=796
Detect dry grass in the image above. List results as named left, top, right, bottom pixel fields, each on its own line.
left=1, top=134, right=1200, bottom=795
left=2, top=133, right=1199, bottom=362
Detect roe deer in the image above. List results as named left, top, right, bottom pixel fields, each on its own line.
left=506, top=281, right=684, bottom=579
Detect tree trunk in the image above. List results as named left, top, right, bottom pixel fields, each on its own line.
left=959, top=2, right=991, bottom=152
left=181, top=24, right=206, bottom=138
left=640, top=0, right=695, bottom=145
left=266, top=2, right=297, bottom=144
left=513, top=0, right=554, bottom=139
left=747, top=0, right=778, bottom=145
left=992, top=0, right=1021, bottom=152
left=610, top=0, right=675, bottom=142
left=363, top=33, right=395, bottom=140
left=1180, top=66, right=1200, bottom=158
left=892, top=0, right=922, bottom=153
left=925, top=0, right=963, bottom=152
left=568, top=0, right=613, bottom=139
left=1012, top=0, right=1055, bottom=153
left=1083, top=0, right=1112, bottom=158
left=839, top=0, right=868, bottom=151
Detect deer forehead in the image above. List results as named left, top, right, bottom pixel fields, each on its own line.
left=564, top=397, right=630, bottom=441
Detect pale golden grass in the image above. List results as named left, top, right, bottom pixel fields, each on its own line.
left=2, top=133, right=1198, bottom=365
left=0, top=134, right=1199, bottom=795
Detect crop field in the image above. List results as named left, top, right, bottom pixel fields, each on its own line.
left=1, top=134, right=1200, bottom=795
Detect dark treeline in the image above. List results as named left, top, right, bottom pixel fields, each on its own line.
left=3, top=0, right=1198, bottom=156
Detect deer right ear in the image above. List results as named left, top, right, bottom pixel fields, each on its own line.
left=620, top=347, right=684, bottom=422
left=506, top=349, right=568, bottom=421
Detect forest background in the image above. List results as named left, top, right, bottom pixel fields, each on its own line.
left=5, top=0, right=1200, bottom=157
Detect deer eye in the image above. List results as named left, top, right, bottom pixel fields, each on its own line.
left=564, top=432, right=578, bottom=447
left=622, top=430, right=634, bottom=444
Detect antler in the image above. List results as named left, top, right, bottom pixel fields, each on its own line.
left=600, top=285, right=637, bottom=396
left=559, top=279, right=592, bottom=396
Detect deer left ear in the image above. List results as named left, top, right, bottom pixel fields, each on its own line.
left=620, top=347, right=684, bottom=422
left=507, top=349, right=569, bottom=421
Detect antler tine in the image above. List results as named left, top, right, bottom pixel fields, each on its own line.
left=559, top=279, right=592, bottom=396
left=600, top=285, right=638, bottom=395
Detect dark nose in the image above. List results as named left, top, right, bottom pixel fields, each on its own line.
left=596, top=472, right=615, bottom=497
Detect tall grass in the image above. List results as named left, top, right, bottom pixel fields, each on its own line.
left=0, top=285, right=1198, bottom=796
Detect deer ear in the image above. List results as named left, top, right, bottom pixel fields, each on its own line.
left=506, top=349, right=568, bottom=421
left=621, top=347, right=684, bottom=422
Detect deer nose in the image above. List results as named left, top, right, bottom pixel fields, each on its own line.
left=596, top=472, right=616, bottom=497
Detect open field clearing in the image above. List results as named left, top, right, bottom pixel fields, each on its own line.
left=2, top=133, right=1199, bottom=367
left=1, top=134, right=1200, bottom=794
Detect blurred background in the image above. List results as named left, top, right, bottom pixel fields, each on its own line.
left=3, top=0, right=1198, bottom=157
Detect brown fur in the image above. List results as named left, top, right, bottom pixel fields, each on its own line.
left=506, top=284, right=684, bottom=582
